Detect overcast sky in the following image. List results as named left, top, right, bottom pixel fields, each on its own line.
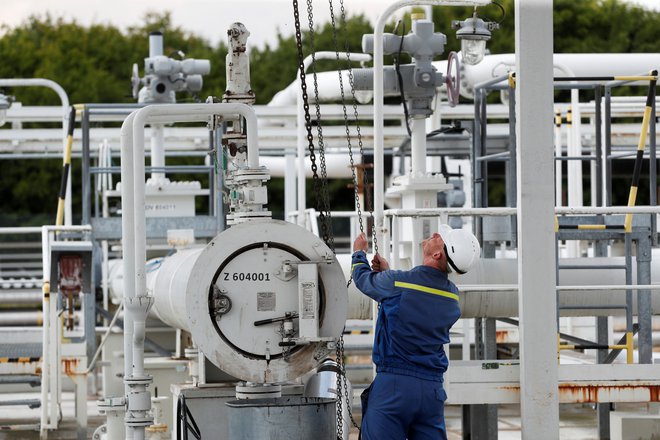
left=1, top=0, right=659, bottom=49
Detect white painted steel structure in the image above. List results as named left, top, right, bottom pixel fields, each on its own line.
left=515, top=2, right=559, bottom=437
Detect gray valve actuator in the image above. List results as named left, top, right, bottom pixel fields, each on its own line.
left=356, top=19, right=446, bottom=117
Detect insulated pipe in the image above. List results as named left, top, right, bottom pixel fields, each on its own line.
left=40, top=230, right=50, bottom=432
left=150, top=124, right=165, bottom=181
left=0, top=311, right=44, bottom=326
left=411, top=117, right=427, bottom=175
left=0, top=291, right=42, bottom=306
left=149, top=32, right=163, bottom=58
left=120, top=112, right=137, bottom=394
left=554, top=110, right=563, bottom=206
left=0, top=79, right=71, bottom=225
left=335, top=254, right=660, bottom=319
left=372, top=0, right=490, bottom=248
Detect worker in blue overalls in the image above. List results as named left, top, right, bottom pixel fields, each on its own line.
left=351, top=226, right=480, bottom=440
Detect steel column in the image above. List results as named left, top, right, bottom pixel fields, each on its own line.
left=636, top=232, right=653, bottom=364
left=515, top=1, right=559, bottom=437
left=605, top=87, right=612, bottom=205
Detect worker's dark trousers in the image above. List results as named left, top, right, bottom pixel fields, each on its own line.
left=361, top=372, right=447, bottom=440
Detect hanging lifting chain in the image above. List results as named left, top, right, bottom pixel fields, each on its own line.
left=328, top=0, right=379, bottom=435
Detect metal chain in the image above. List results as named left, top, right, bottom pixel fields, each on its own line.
left=295, top=4, right=342, bottom=434
left=292, top=0, right=334, bottom=251
left=334, top=333, right=345, bottom=439
left=338, top=0, right=377, bottom=257
left=305, top=0, right=335, bottom=252
left=327, top=1, right=370, bottom=435
left=330, top=0, right=377, bottom=292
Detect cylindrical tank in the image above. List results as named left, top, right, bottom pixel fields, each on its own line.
left=225, top=397, right=336, bottom=440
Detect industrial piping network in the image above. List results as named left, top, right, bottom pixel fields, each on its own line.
left=119, top=103, right=259, bottom=439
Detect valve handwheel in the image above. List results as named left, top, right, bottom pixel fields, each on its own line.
left=446, top=51, right=461, bottom=107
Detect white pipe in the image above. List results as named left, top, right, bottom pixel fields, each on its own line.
left=122, top=102, right=260, bottom=440
left=411, top=117, right=427, bottom=175
left=120, top=112, right=137, bottom=397
left=297, top=52, right=371, bottom=225
left=554, top=110, right=563, bottom=206
left=372, top=0, right=490, bottom=248
left=0, top=226, right=43, bottom=234
left=149, top=33, right=163, bottom=58
left=392, top=216, right=401, bottom=269
left=40, top=227, right=50, bottom=431
left=150, top=124, right=165, bottom=180
left=384, top=205, right=660, bottom=217
left=285, top=152, right=296, bottom=222
left=458, top=284, right=660, bottom=292
left=0, top=79, right=70, bottom=225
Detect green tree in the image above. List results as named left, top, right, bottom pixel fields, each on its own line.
left=1, top=2, right=660, bottom=224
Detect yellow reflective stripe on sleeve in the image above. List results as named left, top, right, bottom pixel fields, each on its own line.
left=351, top=262, right=367, bottom=273
left=394, top=281, right=459, bottom=301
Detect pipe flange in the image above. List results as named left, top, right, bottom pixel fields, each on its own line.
left=124, top=374, right=152, bottom=386
left=124, top=416, right=154, bottom=427
left=97, top=396, right=126, bottom=413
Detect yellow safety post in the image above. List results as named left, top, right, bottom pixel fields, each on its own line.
left=55, top=107, right=76, bottom=226
left=624, top=70, right=658, bottom=232
left=626, top=331, right=634, bottom=364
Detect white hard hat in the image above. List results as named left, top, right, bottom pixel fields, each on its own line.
left=438, top=225, right=481, bottom=274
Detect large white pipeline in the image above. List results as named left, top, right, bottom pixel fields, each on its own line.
left=267, top=53, right=660, bottom=106
left=108, top=252, right=659, bottom=324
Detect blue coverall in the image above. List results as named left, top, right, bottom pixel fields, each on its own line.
left=351, top=250, right=461, bottom=440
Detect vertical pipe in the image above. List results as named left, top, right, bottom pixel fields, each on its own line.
left=149, top=32, right=164, bottom=58
left=650, top=94, right=657, bottom=241
left=480, top=89, right=488, bottom=209
left=554, top=110, right=563, bottom=206
left=462, top=319, right=470, bottom=361
left=392, top=215, right=400, bottom=269
left=150, top=124, right=165, bottom=181
left=285, top=151, right=296, bottom=221
left=411, top=117, right=427, bottom=175
left=508, top=84, right=518, bottom=210
left=595, top=86, right=603, bottom=207
left=120, top=112, right=137, bottom=401
left=636, top=235, right=653, bottom=364
left=297, top=83, right=307, bottom=226
left=215, top=126, right=225, bottom=233
left=605, top=87, right=613, bottom=205
left=208, top=129, right=215, bottom=217
left=82, top=107, right=91, bottom=225
left=515, top=1, right=559, bottom=436
left=40, top=228, right=50, bottom=431
left=570, top=90, right=583, bottom=208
